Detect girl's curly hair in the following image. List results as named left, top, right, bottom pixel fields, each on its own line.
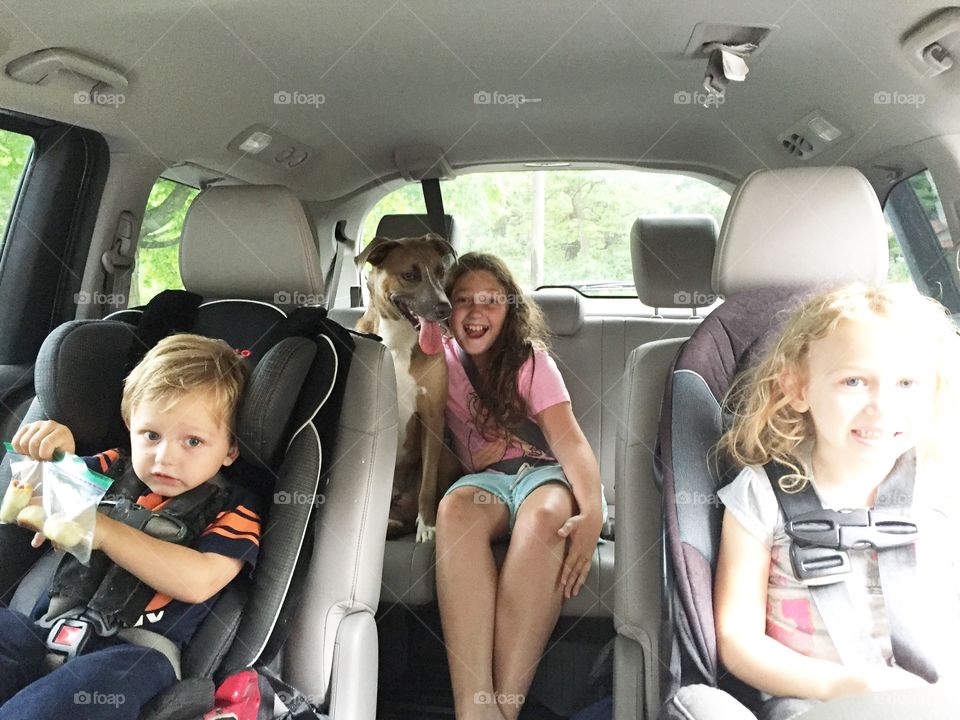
left=445, top=252, right=550, bottom=441
left=718, top=283, right=960, bottom=491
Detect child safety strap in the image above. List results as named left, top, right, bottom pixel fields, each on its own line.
left=765, top=449, right=938, bottom=682
left=454, top=341, right=555, bottom=474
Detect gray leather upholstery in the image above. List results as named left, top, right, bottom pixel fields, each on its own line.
left=632, top=215, right=718, bottom=309
left=284, top=336, right=397, bottom=709
left=714, top=167, right=888, bottom=296
left=374, top=213, right=459, bottom=248
left=180, top=185, right=325, bottom=308
left=614, top=338, right=687, bottom=720
left=534, top=287, right=584, bottom=335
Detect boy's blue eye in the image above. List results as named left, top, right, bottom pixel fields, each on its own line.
left=843, top=377, right=864, bottom=387
left=898, top=378, right=915, bottom=389
left=185, top=437, right=203, bottom=448
left=144, top=431, right=159, bottom=441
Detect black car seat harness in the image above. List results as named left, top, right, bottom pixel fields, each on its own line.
left=37, top=453, right=229, bottom=676
left=766, top=448, right=938, bottom=682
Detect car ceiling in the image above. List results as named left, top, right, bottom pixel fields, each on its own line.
left=0, top=1, right=957, bottom=201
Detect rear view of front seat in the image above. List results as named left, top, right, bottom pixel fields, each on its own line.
left=614, top=213, right=718, bottom=720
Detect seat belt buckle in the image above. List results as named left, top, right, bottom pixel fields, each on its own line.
left=46, top=616, right=95, bottom=660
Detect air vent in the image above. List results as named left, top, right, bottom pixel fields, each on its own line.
left=781, top=133, right=814, bottom=158
left=776, top=110, right=846, bottom=161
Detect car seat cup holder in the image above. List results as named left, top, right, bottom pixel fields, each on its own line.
left=785, top=508, right=920, bottom=584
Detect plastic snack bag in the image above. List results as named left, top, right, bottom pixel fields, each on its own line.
left=1, top=443, right=113, bottom=564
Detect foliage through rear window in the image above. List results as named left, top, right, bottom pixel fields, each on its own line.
left=362, top=169, right=730, bottom=295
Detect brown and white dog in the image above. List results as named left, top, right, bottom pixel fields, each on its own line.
left=356, top=233, right=458, bottom=542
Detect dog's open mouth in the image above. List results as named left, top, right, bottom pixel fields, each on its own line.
left=392, top=297, right=444, bottom=355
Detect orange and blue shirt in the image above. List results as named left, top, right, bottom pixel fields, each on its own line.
left=83, top=449, right=264, bottom=646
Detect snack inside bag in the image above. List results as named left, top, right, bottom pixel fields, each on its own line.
left=2, top=443, right=113, bottom=564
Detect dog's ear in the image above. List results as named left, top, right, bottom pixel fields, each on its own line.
left=423, top=233, right=458, bottom=270
left=356, top=236, right=399, bottom=268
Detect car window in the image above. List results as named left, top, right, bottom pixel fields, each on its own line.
left=0, top=129, right=34, bottom=250
left=129, top=178, right=199, bottom=306
left=884, top=169, right=959, bottom=312
left=361, top=169, right=729, bottom=295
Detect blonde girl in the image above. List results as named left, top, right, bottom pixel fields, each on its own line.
left=714, top=283, right=960, bottom=718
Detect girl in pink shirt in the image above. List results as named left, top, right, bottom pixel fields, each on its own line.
left=436, top=252, right=604, bottom=720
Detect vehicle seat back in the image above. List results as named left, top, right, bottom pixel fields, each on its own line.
left=657, top=167, right=888, bottom=711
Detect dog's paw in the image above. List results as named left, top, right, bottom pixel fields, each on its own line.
left=416, top=515, right=436, bottom=543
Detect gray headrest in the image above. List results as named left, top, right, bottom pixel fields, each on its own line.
left=180, top=185, right=325, bottom=308
left=375, top=213, right=459, bottom=249
left=631, top=215, right=718, bottom=308
left=714, top=167, right=888, bottom=296
left=531, top=288, right=583, bottom=336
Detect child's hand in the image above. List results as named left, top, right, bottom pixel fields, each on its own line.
left=837, top=665, right=931, bottom=696
left=11, top=420, right=76, bottom=460
left=557, top=512, right=603, bottom=599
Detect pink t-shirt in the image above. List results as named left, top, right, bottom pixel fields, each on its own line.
left=443, top=335, right=570, bottom=474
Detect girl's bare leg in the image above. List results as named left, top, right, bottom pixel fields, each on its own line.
left=493, top=484, right=574, bottom=720
left=436, top=487, right=510, bottom=720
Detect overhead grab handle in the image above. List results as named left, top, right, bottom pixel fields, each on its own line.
left=902, top=8, right=960, bottom=77
left=6, top=48, right=128, bottom=91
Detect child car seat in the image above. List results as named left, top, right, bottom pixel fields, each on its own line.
left=654, top=167, right=955, bottom=719
left=0, top=293, right=348, bottom=717
left=0, top=184, right=397, bottom=720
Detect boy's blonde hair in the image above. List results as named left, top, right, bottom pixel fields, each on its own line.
left=121, top=333, right=249, bottom=433
left=719, top=283, right=960, bottom=491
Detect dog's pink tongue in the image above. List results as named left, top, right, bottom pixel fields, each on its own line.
left=418, top=320, right=443, bottom=355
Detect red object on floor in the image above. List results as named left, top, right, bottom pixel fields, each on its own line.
left=204, top=669, right=261, bottom=720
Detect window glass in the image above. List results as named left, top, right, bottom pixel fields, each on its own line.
left=130, top=178, right=199, bottom=306
left=0, top=129, right=34, bottom=248
left=883, top=169, right=959, bottom=311
left=360, top=169, right=729, bottom=296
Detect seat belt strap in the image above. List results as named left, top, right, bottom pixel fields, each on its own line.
left=454, top=341, right=552, bottom=456
left=256, top=664, right=329, bottom=719
left=118, top=627, right=183, bottom=680
left=873, top=451, right=938, bottom=682
left=420, top=178, right=448, bottom=240
left=767, top=462, right=887, bottom=669
left=767, top=451, right=937, bottom=679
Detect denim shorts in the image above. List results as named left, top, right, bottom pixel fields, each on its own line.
left=444, top=463, right=608, bottom=531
